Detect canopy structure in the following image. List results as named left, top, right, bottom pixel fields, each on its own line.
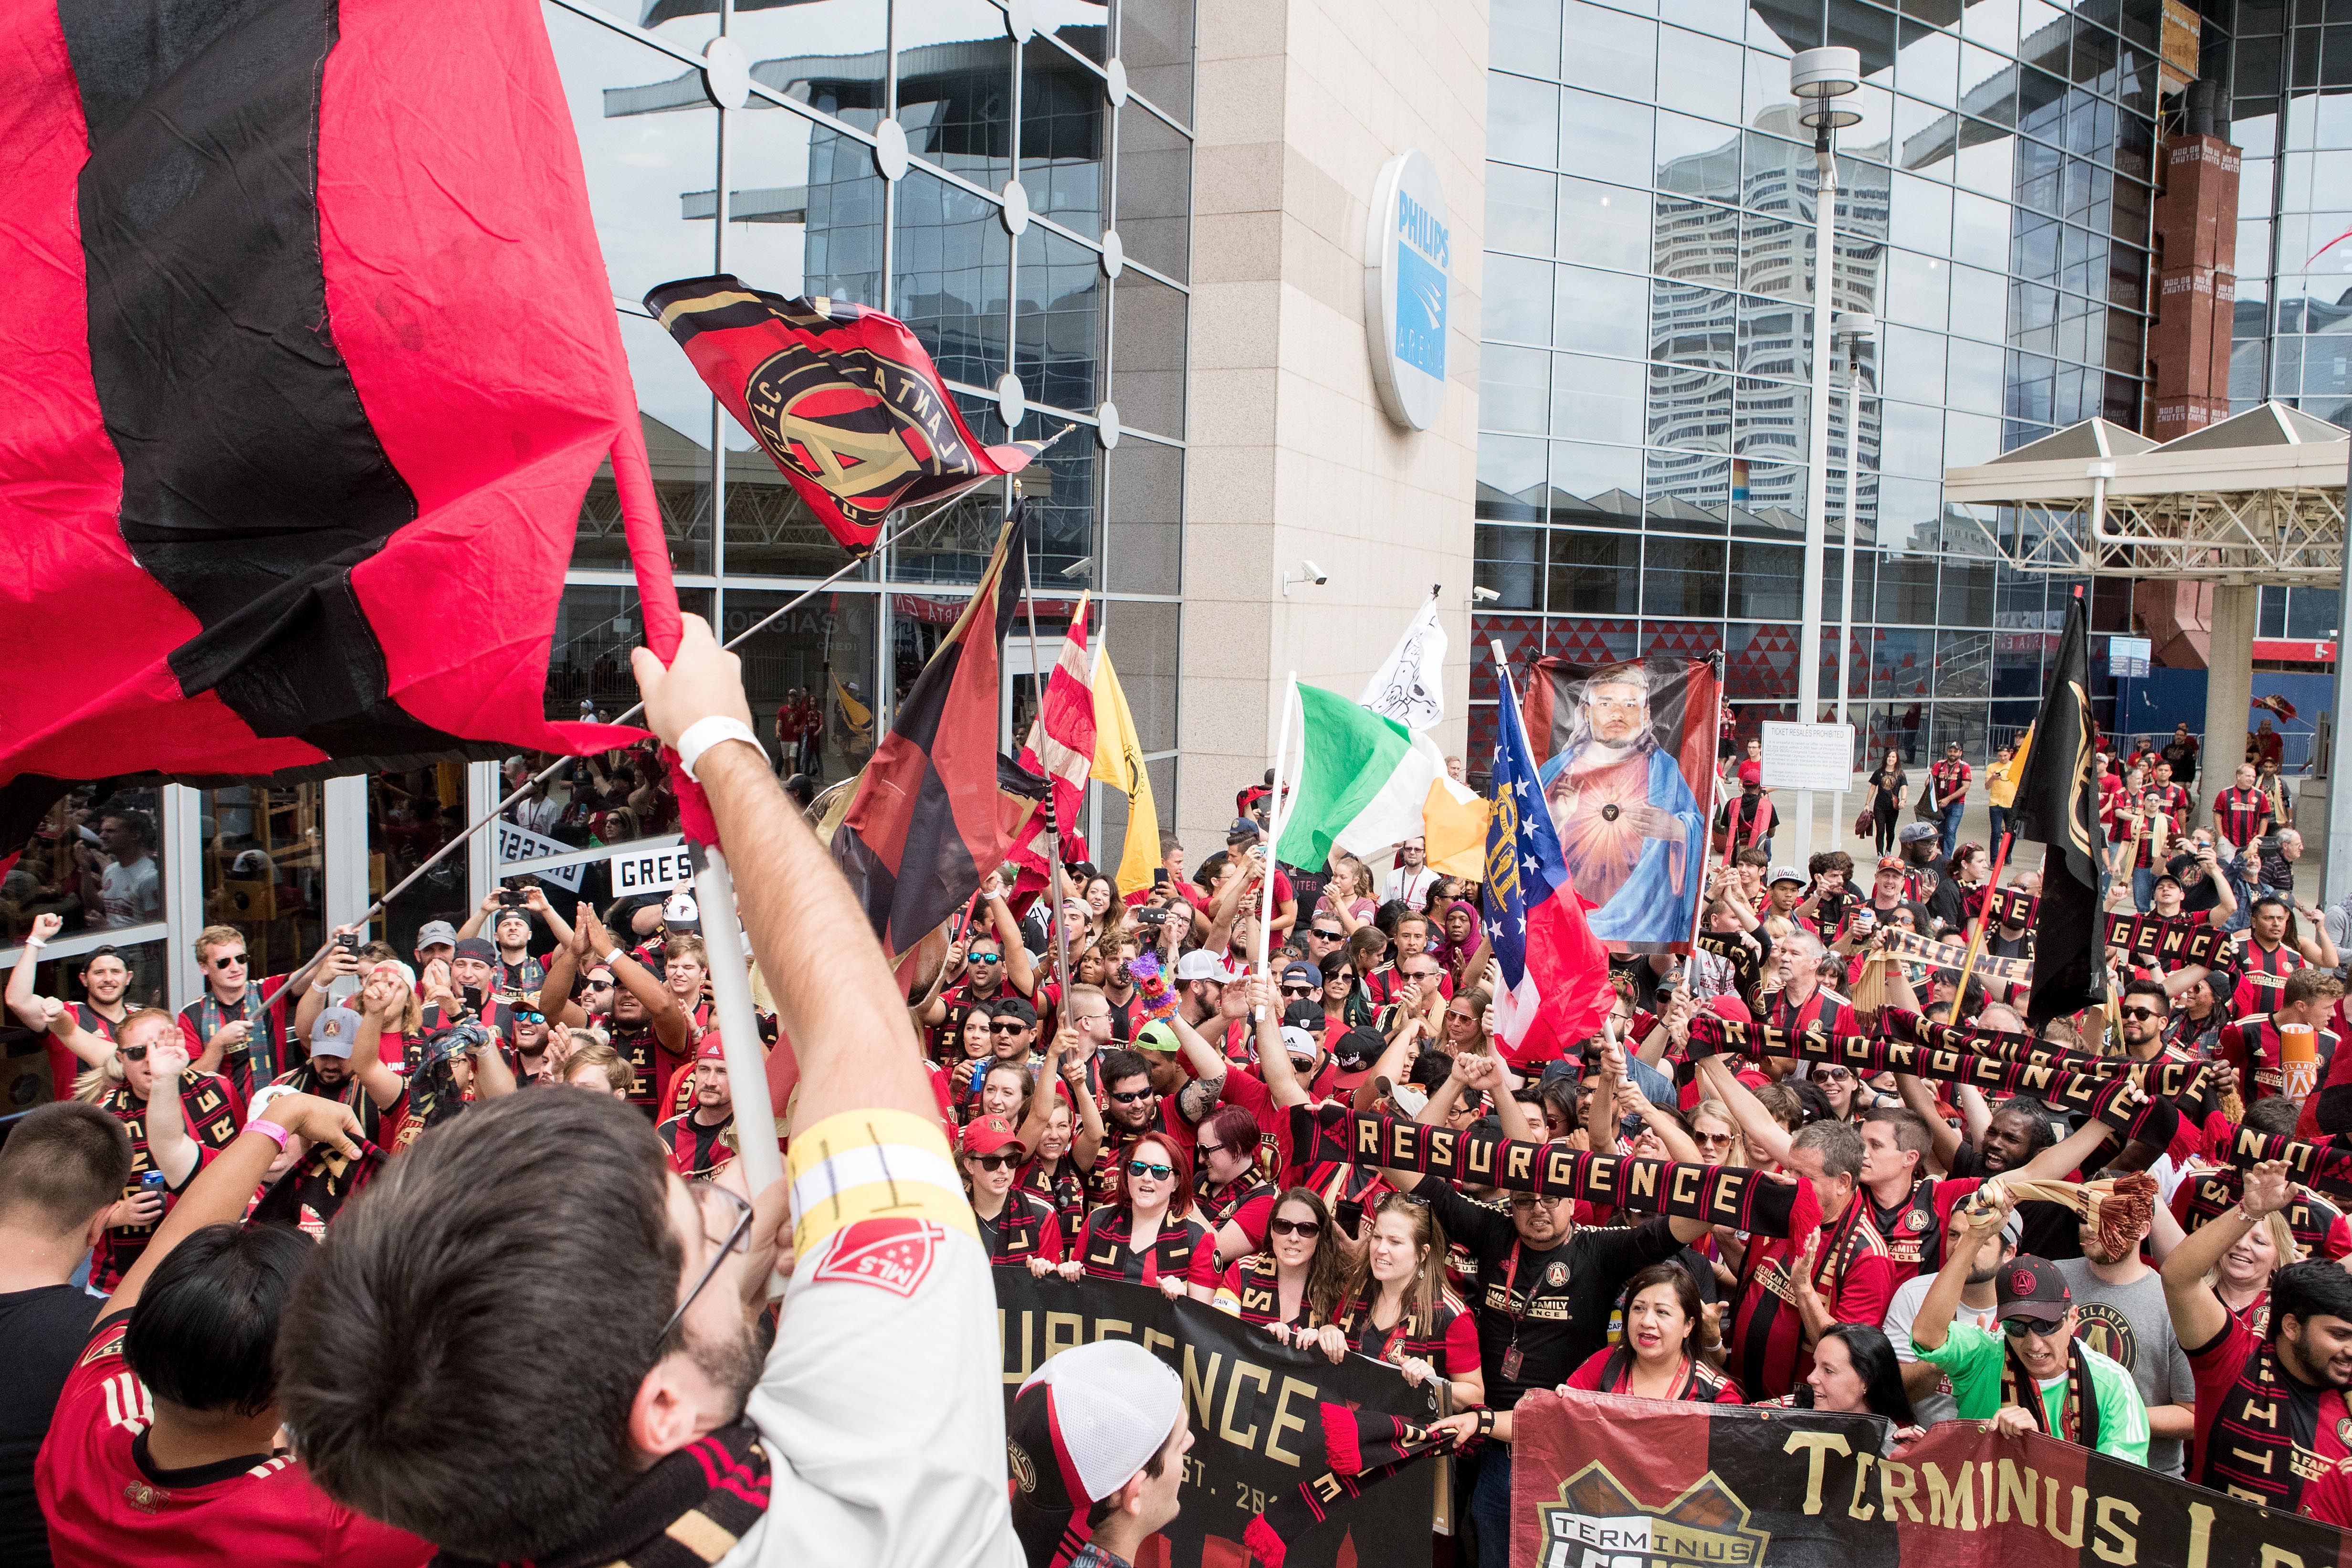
left=1942, top=402, right=2348, bottom=583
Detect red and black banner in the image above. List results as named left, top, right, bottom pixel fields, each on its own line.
left=831, top=513, right=1045, bottom=958
left=1513, top=1389, right=2352, bottom=1568
left=997, top=1271, right=1441, bottom=1568
left=0, top=0, right=674, bottom=840
left=644, top=275, right=1063, bottom=554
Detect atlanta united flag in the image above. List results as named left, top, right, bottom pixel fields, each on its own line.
left=1484, top=666, right=1613, bottom=1068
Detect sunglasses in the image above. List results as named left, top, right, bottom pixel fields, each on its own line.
left=969, top=952, right=1003, bottom=964
left=969, top=1151, right=1018, bottom=1172
left=1817, top=1065, right=1853, bottom=1082
left=211, top=953, right=249, bottom=968
left=1268, top=1217, right=1323, bottom=1238
left=1110, top=1087, right=1159, bottom=1104
left=116, top=1043, right=150, bottom=1062
left=1282, top=984, right=1317, bottom=997
left=2002, top=1317, right=2058, bottom=1338
left=1694, top=1131, right=1735, bottom=1148
left=1194, top=1141, right=1225, bottom=1158
left=991, top=1021, right=1029, bottom=1033
left=2119, top=1006, right=2161, bottom=1021
left=1446, top=1009, right=1476, bottom=1021
left=1311, top=928, right=1343, bottom=940
left=516, top=1011, right=546, bottom=1024
left=1127, top=1159, right=1175, bottom=1180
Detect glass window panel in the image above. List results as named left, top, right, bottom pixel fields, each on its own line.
left=1946, top=409, right=2003, bottom=465
left=1955, top=125, right=2016, bottom=194
left=1882, top=322, right=1948, bottom=404
left=1647, top=449, right=1731, bottom=530
left=892, top=168, right=1010, bottom=389
left=1020, top=38, right=1106, bottom=236
left=26, top=786, right=163, bottom=942
left=1725, top=544, right=1803, bottom=617
left=1946, top=334, right=2005, bottom=414
left=1119, top=0, right=1194, bottom=121
left=1007, top=406, right=1094, bottom=580
left=1487, top=255, right=1556, bottom=342
left=1016, top=225, right=1103, bottom=413
left=1548, top=530, right=1642, bottom=611
left=1483, top=344, right=1552, bottom=433
left=1890, top=170, right=1954, bottom=253
left=1895, top=97, right=1961, bottom=173
left=1868, top=627, right=1934, bottom=697
left=1880, top=399, right=1944, bottom=476
left=1488, top=163, right=1559, bottom=255
left=1722, top=621, right=1800, bottom=698
left=1475, top=524, right=1545, bottom=609
left=1666, top=0, right=1748, bottom=40
left=1564, top=3, right=1660, bottom=96
left=1495, top=0, right=1566, bottom=77
left=1559, top=178, right=1653, bottom=272
left=189, top=781, right=327, bottom=985
left=1877, top=474, right=1942, bottom=553
left=1477, top=433, right=1549, bottom=520
left=1097, top=600, right=1178, bottom=753
left=1657, top=27, right=1742, bottom=117
left=1549, top=440, right=1648, bottom=526
left=1656, top=112, right=1743, bottom=201
left=1642, top=536, right=1728, bottom=615
left=533, top=583, right=714, bottom=853
left=2017, top=66, right=2068, bottom=143
left=887, top=397, right=1006, bottom=583
left=1732, top=459, right=1806, bottom=535
left=1103, top=436, right=1182, bottom=594
left=1562, top=86, right=1656, bottom=173
left=894, top=0, right=1015, bottom=189
left=546, top=7, right=716, bottom=306
left=1948, top=262, right=2010, bottom=339
left=1555, top=352, right=1648, bottom=442
left=1736, top=294, right=1803, bottom=379
left=1740, top=212, right=1802, bottom=297
left=720, top=586, right=879, bottom=786
left=1490, top=72, right=1561, bottom=167
left=2013, top=137, right=2064, bottom=218
left=1109, top=266, right=1186, bottom=437
left=1648, top=364, right=1732, bottom=448
left=1822, top=549, right=1879, bottom=632
left=1733, top=377, right=1806, bottom=463
left=1885, top=247, right=1950, bottom=329
left=1115, top=102, right=1192, bottom=280
left=1558, top=265, right=1654, bottom=356
left=1900, top=28, right=1959, bottom=106
left=720, top=0, right=886, bottom=299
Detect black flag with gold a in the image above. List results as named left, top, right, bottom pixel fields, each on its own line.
left=2011, top=590, right=2107, bottom=1025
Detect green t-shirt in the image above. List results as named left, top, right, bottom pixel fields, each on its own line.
left=1918, top=1321, right=2150, bottom=1463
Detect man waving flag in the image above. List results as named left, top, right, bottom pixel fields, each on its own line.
left=1484, top=649, right=1612, bottom=1068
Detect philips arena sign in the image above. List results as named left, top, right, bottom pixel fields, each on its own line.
left=1363, top=150, right=1449, bottom=431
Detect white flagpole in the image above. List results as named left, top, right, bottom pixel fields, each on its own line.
left=1254, top=673, right=1300, bottom=1020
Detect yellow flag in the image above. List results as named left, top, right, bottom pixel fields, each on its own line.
left=1422, top=778, right=1490, bottom=880
left=1091, top=646, right=1159, bottom=897
left=830, top=670, right=872, bottom=747
left=2009, top=723, right=2034, bottom=779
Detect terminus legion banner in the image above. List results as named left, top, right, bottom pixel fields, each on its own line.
left=1512, top=1389, right=2352, bottom=1568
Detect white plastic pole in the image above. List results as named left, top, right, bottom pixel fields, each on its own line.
left=689, top=845, right=782, bottom=1196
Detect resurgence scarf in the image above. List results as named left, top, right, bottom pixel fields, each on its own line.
left=433, top=1421, right=770, bottom=1568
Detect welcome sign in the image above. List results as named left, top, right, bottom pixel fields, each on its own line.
left=1364, top=149, right=1449, bottom=431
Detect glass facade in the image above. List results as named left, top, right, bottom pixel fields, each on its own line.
left=1472, top=0, right=2163, bottom=775
left=2223, top=0, right=2352, bottom=429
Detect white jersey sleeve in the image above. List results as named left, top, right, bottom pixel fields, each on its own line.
left=721, top=1108, right=1022, bottom=1568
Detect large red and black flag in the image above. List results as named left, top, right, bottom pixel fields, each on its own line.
left=831, top=509, right=1045, bottom=958
left=0, top=0, right=680, bottom=842
left=2013, top=589, right=2107, bottom=1026
left=643, top=275, right=1065, bottom=554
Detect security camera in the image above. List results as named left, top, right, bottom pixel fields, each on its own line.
left=1303, top=560, right=1327, bottom=586
left=1472, top=586, right=1501, bottom=603
left=1058, top=556, right=1092, bottom=580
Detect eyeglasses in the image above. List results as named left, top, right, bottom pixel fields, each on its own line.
left=969, top=1151, right=1018, bottom=1172
left=656, top=1180, right=755, bottom=1348
left=2119, top=1006, right=2161, bottom=1021
left=1508, top=1193, right=1567, bottom=1210
left=991, top=1021, right=1029, bottom=1033
left=1694, top=1132, right=1735, bottom=1149
left=1194, top=1141, right=1225, bottom=1158
left=1268, top=1217, right=1323, bottom=1238
left=1446, top=1009, right=1477, bottom=1022
left=1816, top=1065, right=1853, bottom=1082
left=1110, top=1087, right=1159, bottom=1104
left=1127, top=1159, right=1175, bottom=1180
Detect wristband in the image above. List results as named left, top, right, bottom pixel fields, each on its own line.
left=675, top=716, right=760, bottom=782
left=247, top=1118, right=291, bottom=1151
left=23, top=937, right=44, bottom=949
left=605, top=947, right=626, bottom=969
left=1476, top=1407, right=1495, bottom=1435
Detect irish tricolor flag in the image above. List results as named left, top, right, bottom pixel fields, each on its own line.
left=1273, top=684, right=1445, bottom=869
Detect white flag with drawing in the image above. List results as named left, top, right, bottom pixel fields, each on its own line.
left=1359, top=596, right=1447, bottom=733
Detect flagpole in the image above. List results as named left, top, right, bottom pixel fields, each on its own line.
left=353, top=491, right=970, bottom=929
left=1686, top=650, right=1727, bottom=957
left=1254, top=673, right=1300, bottom=1021
left=1017, top=517, right=1074, bottom=1002
left=1944, top=830, right=2012, bottom=1024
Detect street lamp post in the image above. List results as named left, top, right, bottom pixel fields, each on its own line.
left=1788, top=46, right=1860, bottom=869
left=1833, top=310, right=1875, bottom=838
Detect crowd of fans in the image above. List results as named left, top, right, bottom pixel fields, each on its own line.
left=11, top=645, right=2352, bottom=1568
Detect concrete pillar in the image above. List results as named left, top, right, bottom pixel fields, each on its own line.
left=2201, top=583, right=2257, bottom=785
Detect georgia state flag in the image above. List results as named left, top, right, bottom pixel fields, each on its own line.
left=1483, top=674, right=1613, bottom=1068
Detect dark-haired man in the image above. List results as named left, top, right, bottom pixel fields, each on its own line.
left=275, top=613, right=1027, bottom=1567
left=6, top=909, right=137, bottom=1101
left=0, top=1103, right=131, bottom=1568
left=35, top=1089, right=422, bottom=1565
left=2165, top=1160, right=2352, bottom=1521
left=655, top=1039, right=737, bottom=1180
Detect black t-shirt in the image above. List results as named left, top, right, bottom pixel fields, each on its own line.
left=1413, top=1176, right=1680, bottom=1409
left=0, top=1283, right=98, bottom=1567
left=1947, top=1144, right=2082, bottom=1262
left=2162, top=740, right=2198, bottom=787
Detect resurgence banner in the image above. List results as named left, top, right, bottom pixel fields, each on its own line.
left=1512, top=1389, right=2352, bottom=1568
left=995, top=1272, right=1443, bottom=1568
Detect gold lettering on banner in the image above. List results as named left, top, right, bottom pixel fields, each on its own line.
left=2184, top=1501, right=2214, bottom=1568
left=2243, top=1397, right=2280, bottom=1429
left=1354, top=1118, right=1383, bottom=1161
left=2259, top=1547, right=2307, bottom=1568
left=1000, top=1308, right=1031, bottom=1383
left=1144, top=1327, right=1176, bottom=1361
left=1182, top=1348, right=1223, bottom=1425
left=1544, top=1145, right=1578, bottom=1191
left=1505, top=1143, right=1534, bottom=1188
left=1783, top=1431, right=1850, bottom=1515
left=1427, top=1128, right=1457, bottom=1172
left=1468, top=1137, right=1494, bottom=1180
left=2048, top=1481, right=2089, bottom=1547
left=1046, top=1311, right=1084, bottom=1364
left=1879, top=1460, right=1922, bottom=1523
left=2092, top=1496, right=2140, bottom=1565
left=1220, top=1363, right=1270, bottom=1449
left=1388, top=1121, right=1422, bottom=1168
left=1671, top=1165, right=1702, bottom=1208
left=1628, top=1159, right=1660, bottom=1204
left=1847, top=1453, right=1876, bottom=1521
left=1924, top=1462, right=1976, bottom=1529
left=1995, top=1458, right=2036, bottom=1525
left=1268, top=1377, right=1316, bottom=1466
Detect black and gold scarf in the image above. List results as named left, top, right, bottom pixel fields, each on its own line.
left=434, top=1421, right=770, bottom=1568
left=1999, top=1333, right=2100, bottom=1448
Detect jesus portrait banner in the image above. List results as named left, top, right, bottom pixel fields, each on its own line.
left=1522, top=655, right=1721, bottom=954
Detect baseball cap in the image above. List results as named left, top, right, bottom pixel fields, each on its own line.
left=663, top=889, right=701, bottom=930
left=309, top=1004, right=362, bottom=1060
left=414, top=920, right=459, bottom=952
left=990, top=996, right=1039, bottom=1027
left=964, top=1115, right=1028, bottom=1157
left=493, top=904, right=533, bottom=927
left=1995, top=1256, right=2071, bottom=1327
left=1227, top=817, right=1262, bottom=841
left=1328, top=1028, right=1383, bottom=1083
left=1173, top=950, right=1230, bottom=982
left=1008, top=1340, right=1183, bottom=1509
left=1282, top=1000, right=1325, bottom=1032
left=1281, top=960, right=1324, bottom=989
left=1876, top=854, right=1905, bottom=872
left=693, top=1036, right=728, bottom=1064
left=1134, top=1020, right=1180, bottom=1053
left=453, top=937, right=497, bottom=964
left=1898, top=822, right=1938, bottom=845
left=1279, top=1024, right=1319, bottom=1060
left=1767, top=866, right=1802, bottom=887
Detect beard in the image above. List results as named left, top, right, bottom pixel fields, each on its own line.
left=688, top=1313, right=766, bottom=1418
